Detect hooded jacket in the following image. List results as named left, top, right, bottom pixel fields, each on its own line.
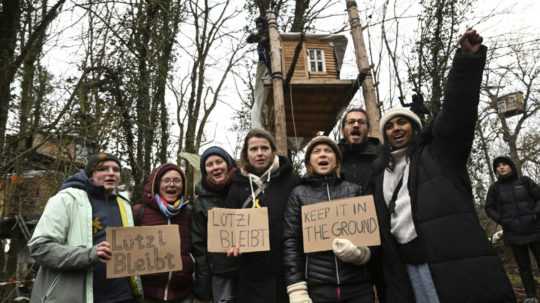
left=338, top=137, right=381, bottom=191
left=225, top=155, right=300, bottom=303
left=485, top=156, right=540, bottom=245
left=133, top=164, right=193, bottom=301
left=29, top=171, right=141, bottom=303
left=283, top=174, right=374, bottom=300
left=371, top=46, right=515, bottom=303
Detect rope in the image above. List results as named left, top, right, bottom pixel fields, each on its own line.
left=355, top=73, right=364, bottom=107
left=287, top=82, right=301, bottom=150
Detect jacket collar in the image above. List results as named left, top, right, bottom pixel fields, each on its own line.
left=338, top=137, right=381, bottom=156
left=301, top=172, right=341, bottom=186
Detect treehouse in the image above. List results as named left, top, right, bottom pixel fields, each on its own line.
left=497, top=91, right=525, bottom=118
left=0, top=133, right=97, bottom=238
left=252, top=33, right=359, bottom=150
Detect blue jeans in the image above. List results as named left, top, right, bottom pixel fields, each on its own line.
left=406, top=264, right=440, bottom=303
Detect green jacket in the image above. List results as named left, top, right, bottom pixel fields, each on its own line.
left=28, top=187, right=142, bottom=303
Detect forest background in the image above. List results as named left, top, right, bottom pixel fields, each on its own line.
left=0, top=0, right=539, bottom=301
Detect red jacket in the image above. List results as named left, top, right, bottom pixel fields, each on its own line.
left=133, top=163, right=193, bottom=301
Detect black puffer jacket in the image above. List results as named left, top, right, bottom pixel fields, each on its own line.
left=225, top=155, right=300, bottom=303
left=372, top=46, right=515, bottom=303
left=191, top=182, right=238, bottom=299
left=283, top=175, right=373, bottom=292
left=485, top=157, right=540, bottom=245
left=192, top=183, right=239, bottom=274
left=339, top=138, right=381, bottom=191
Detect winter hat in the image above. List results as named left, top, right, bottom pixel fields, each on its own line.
left=200, top=146, right=236, bottom=177
left=304, top=136, right=342, bottom=166
left=151, top=163, right=186, bottom=198
left=492, top=156, right=513, bottom=173
left=379, top=107, right=423, bottom=141
left=240, top=128, right=277, bottom=167
left=85, top=152, right=121, bottom=176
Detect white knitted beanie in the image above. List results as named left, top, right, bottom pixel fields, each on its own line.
left=379, top=107, right=423, bottom=141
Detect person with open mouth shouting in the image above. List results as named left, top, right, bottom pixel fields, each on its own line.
left=370, top=29, right=515, bottom=303
left=283, top=136, right=375, bottom=303
left=134, top=163, right=193, bottom=303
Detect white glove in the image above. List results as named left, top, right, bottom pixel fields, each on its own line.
left=332, top=238, right=371, bottom=265
left=287, top=281, right=313, bottom=303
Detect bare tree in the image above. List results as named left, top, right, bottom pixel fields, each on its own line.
left=0, top=0, right=66, bottom=155
left=171, top=0, right=246, bottom=195
left=481, top=39, right=540, bottom=177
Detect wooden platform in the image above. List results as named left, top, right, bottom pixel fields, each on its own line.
left=262, top=78, right=358, bottom=148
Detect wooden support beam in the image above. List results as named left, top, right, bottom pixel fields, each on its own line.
left=266, top=11, right=288, bottom=156
left=346, top=0, right=381, bottom=139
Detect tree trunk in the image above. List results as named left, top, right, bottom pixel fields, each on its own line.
left=346, top=0, right=381, bottom=139
left=0, top=0, right=21, bottom=155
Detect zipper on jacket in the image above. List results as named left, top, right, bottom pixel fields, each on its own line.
left=325, top=183, right=332, bottom=201
left=163, top=271, right=173, bottom=300
left=43, top=274, right=60, bottom=302
left=334, top=256, right=341, bottom=301
left=305, top=255, right=309, bottom=280
left=163, top=217, right=172, bottom=301
left=326, top=181, right=342, bottom=301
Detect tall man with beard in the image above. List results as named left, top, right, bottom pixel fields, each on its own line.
left=339, top=108, right=382, bottom=191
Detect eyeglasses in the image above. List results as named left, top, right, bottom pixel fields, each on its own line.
left=162, top=178, right=183, bottom=185
left=345, top=119, right=367, bottom=126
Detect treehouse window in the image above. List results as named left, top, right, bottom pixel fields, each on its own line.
left=308, top=49, right=326, bottom=73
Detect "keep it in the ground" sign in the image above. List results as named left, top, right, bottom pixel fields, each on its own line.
left=301, top=195, right=380, bottom=253
left=106, top=224, right=182, bottom=278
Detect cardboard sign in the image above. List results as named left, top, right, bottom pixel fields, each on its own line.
left=207, top=207, right=270, bottom=253
left=301, top=195, right=380, bottom=253
left=106, top=224, right=182, bottom=278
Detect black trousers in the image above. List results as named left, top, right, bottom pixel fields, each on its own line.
left=310, top=284, right=374, bottom=303
left=511, top=242, right=540, bottom=297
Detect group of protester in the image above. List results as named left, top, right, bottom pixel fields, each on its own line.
left=26, top=30, right=540, bottom=303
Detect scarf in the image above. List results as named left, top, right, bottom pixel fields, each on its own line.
left=154, top=194, right=189, bottom=220
left=241, top=155, right=280, bottom=208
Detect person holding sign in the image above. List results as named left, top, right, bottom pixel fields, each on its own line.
left=371, top=30, right=515, bottom=303
left=485, top=156, right=540, bottom=303
left=283, top=136, right=374, bottom=303
left=133, top=163, right=193, bottom=303
left=225, top=128, right=300, bottom=303
left=28, top=152, right=142, bottom=303
left=192, top=146, right=239, bottom=303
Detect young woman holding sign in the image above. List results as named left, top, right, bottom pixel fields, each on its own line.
left=133, top=163, right=194, bottom=303
left=283, top=136, right=375, bottom=303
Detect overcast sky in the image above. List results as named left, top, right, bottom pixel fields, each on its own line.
left=41, top=0, right=540, bottom=158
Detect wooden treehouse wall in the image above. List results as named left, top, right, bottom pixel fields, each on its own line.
left=281, top=38, right=339, bottom=81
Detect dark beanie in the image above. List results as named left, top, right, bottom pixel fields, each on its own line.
left=85, top=152, right=121, bottom=176
left=492, top=156, right=513, bottom=173
left=200, top=146, right=236, bottom=177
